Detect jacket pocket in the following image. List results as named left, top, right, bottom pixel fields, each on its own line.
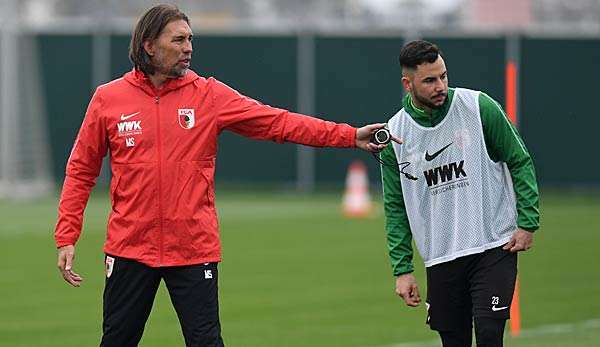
left=110, top=162, right=157, bottom=218
left=176, top=159, right=216, bottom=218
left=199, top=164, right=215, bottom=208
left=109, top=174, right=121, bottom=209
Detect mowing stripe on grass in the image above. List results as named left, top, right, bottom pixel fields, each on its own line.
left=376, top=318, right=600, bottom=347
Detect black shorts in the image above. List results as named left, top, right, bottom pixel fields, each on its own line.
left=425, top=246, right=517, bottom=332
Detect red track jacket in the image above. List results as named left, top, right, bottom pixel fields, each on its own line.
left=54, top=69, right=357, bottom=267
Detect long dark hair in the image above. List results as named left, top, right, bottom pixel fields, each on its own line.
left=128, top=4, right=190, bottom=75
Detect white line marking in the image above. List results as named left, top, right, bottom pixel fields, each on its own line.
left=375, top=318, right=600, bottom=347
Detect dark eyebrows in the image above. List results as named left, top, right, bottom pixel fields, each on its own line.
left=421, top=70, right=447, bottom=82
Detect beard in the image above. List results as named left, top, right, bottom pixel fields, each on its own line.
left=413, top=89, right=447, bottom=110
left=166, top=63, right=188, bottom=77
left=410, top=81, right=447, bottom=110
left=163, top=64, right=187, bottom=78
left=152, top=53, right=188, bottom=78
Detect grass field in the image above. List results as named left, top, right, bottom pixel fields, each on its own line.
left=1, top=189, right=599, bottom=346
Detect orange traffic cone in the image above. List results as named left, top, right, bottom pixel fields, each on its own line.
left=342, top=160, right=371, bottom=217
left=510, top=277, right=521, bottom=337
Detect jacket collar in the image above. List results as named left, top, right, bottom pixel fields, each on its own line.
left=124, top=68, right=200, bottom=96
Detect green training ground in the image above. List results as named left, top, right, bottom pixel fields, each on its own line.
left=1, top=190, right=598, bottom=346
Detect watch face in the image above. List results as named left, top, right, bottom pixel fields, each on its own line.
left=375, top=129, right=390, bottom=144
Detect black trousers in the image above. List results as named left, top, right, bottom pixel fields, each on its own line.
left=100, top=255, right=224, bottom=347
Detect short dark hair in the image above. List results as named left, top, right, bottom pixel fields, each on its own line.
left=399, top=40, right=443, bottom=70
left=129, top=4, right=190, bottom=75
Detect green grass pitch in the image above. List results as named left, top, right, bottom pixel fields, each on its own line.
left=0, top=189, right=599, bottom=346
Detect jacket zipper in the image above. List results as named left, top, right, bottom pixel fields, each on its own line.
left=155, top=95, right=164, bottom=266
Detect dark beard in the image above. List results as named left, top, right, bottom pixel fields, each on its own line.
left=413, top=91, right=447, bottom=110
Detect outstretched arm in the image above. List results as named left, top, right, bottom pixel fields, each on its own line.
left=212, top=79, right=399, bottom=152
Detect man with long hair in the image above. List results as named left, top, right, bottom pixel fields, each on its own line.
left=54, top=4, right=395, bottom=346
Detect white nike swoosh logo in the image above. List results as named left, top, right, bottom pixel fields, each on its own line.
left=492, top=305, right=508, bottom=311
left=120, top=111, right=140, bottom=120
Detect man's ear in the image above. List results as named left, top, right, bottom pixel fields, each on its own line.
left=401, top=76, right=411, bottom=93
left=143, top=40, right=154, bottom=57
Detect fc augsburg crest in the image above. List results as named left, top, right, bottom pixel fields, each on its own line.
left=105, top=256, right=115, bottom=278
left=178, top=109, right=195, bottom=129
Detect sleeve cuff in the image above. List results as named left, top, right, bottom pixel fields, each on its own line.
left=393, top=263, right=414, bottom=276
left=348, top=127, right=358, bottom=147
left=394, top=269, right=414, bottom=276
